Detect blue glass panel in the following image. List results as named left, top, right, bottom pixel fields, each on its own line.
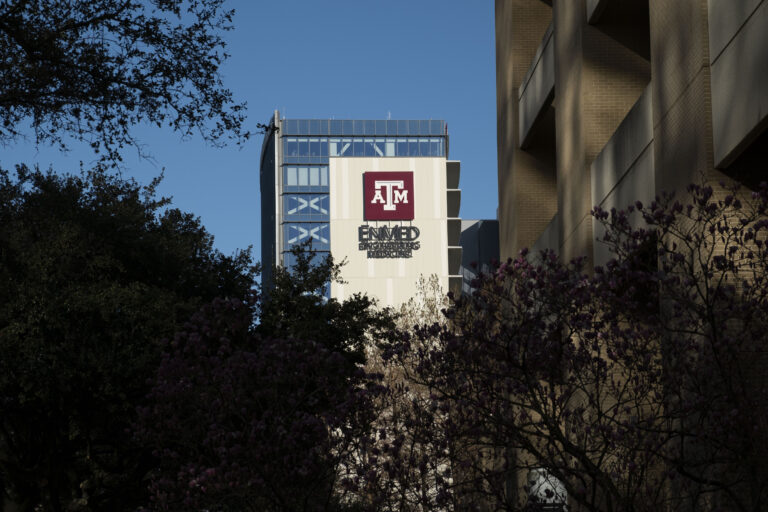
left=387, top=120, right=398, bottom=135
left=284, top=222, right=330, bottom=251
left=419, top=138, right=429, bottom=156
left=283, top=194, right=330, bottom=220
left=284, top=138, right=298, bottom=157
left=320, top=138, right=328, bottom=157
left=339, top=138, right=352, bottom=156
left=298, top=138, right=309, bottom=156
left=353, top=120, right=364, bottom=135
left=375, top=120, right=386, bottom=135
left=330, top=120, right=343, bottom=135
left=396, top=139, right=407, bottom=156
left=364, top=120, right=375, bottom=135
left=409, top=120, right=420, bottom=135
left=364, top=138, right=376, bottom=157
left=430, top=138, right=441, bottom=157
left=299, top=119, right=310, bottom=135
left=353, top=138, right=364, bottom=156
left=343, top=120, right=354, bottom=134
left=430, top=120, right=443, bottom=135
left=420, top=120, right=430, bottom=134
left=372, top=139, right=386, bottom=157
left=397, top=120, right=409, bottom=135
left=309, top=138, right=321, bottom=157
left=408, top=139, right=418, bottom=155
left=309, top=120, right=321, bottom=134
left=283, top=120, right=299, bottom=134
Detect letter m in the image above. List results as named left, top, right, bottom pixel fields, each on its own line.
left=393, top=189, right=408, bottom=204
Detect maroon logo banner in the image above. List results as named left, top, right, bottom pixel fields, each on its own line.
left=363, top=171, right=414, bottom=221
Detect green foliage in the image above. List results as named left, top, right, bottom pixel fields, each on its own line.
left=257, top=245, right=397, bottom=367
left=0, top=0, right=247, bottom=163
left=0, top=165, right=256, bottom=511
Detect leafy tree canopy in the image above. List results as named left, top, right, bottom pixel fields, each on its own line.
left=0, top=0, right=247, bottom=163
left=257, top=247, right=397, bottom=367
left=0, top=165, right=256, bottom=511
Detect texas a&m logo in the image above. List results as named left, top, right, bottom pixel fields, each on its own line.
left=364, top=172, right=414, bottom=221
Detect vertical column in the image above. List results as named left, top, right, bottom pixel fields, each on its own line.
left=649, top=0, right=717, bottom=195
left=496, top=0, right=556, bottom=260
left=553, top=0, right=650, bottom=265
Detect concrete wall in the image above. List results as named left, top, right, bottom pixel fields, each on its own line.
left=519, top=22, right=555, bottom=147
left=708, top=0, right=768, bottom=167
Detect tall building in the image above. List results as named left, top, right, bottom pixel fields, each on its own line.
left=495, top=1, right=768, bottom=508
left=259, top=112, right=462, bottom=306
left=496, top=0, right=768, bottom=266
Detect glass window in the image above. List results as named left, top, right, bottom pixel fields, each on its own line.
left=309, top=167, right=319, bottom=186
left=309, top=120, right=321, bottom=134
left=364, top=138, right=375, bottom=157
left=284, top=137, right=298, bottom=156
left=340, top=138, right=351, bottom=156
left=396, top=139, right=407, bottom=156
left=372, top=140, right=385, bottom=157
left=364, top=120, right=375, bottom=135
left=298, top=138, right=309, bottom=156
left=353, top=138, right=364, bottom=156
left=387, top=120, right=398, bottom=135
left=420, top=120, right=430, bottom=135
left=310, top=138, right=320, bottom=157
left=408, top=138, right=418, bottom=156
left=329, top=139, right=339, bottom=157
left=375, top=120, right=386, bottom=135
left=299, top=119, right=310, bottom=135
left=298, top=167, right=309, bottom=186
left=330, top=120, right=343, bottom=135
left=343, top=120, right=353, bottom=134
left=320, top=166, right=328, bottom=187
left=409, top=120, right=420, bottom=135
left=430, top=138, right=441, bottom=156
left=385, top=140, right=395, bottom=157
left=284, top=120, right=298, bottom=134
left=419, top=138, right=429, bottom=156
left=285, top=167, right=297, bottom=186
left=397, top=120, right=409, bottom=135
left=430, top=120, right=443, bottom=135
left=320, top=138, right=328, bottom=157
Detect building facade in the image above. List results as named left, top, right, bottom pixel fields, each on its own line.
left=496, top=1, right=768, bottom=509
left=259, top=112, right=462, bottom=306
left=496, top=0, right=768, bottom=266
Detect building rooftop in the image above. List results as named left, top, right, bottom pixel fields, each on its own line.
left=280, top=118, right=446, bottom=137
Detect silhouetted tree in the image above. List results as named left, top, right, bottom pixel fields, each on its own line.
left=0, top=165, right=256, bottom=510
left=0, top=0, right=247, bottom=162
left=137, top=247, right=397, bottom=511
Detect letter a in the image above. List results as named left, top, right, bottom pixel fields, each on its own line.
left=371, top=189, right=385, bottom=204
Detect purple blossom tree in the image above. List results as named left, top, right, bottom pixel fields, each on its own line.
left=373, top=182, right=768, bottom=512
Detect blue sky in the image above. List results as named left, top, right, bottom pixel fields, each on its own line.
left=0, top=1, right=498, bottom=261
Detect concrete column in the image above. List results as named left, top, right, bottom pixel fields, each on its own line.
left=496, top=0, right=556, bottom=260
left=649, top=0, right=718, bottom=195
left=553, top=0, right=650, bottom=264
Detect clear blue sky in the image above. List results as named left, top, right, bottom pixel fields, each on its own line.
left=0, top=1, right=498, bottom=261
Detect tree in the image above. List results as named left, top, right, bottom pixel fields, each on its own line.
left=0, top=165, right=256, bottom=511
left=377, top=182, right=768, bottom=511
left=0, top=0, right=247, bottom=163
left=137, top=248, right=398, bottom=511
left=338, top=275, right=456, bottom=511
left=257, top=247, right=396, bottom=368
